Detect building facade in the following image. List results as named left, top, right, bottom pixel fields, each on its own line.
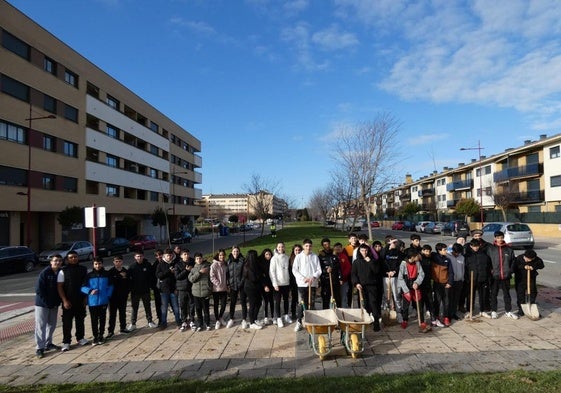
left=0, top=1, right=202, bottom=249
left=198, top=192, right=287, bottom=221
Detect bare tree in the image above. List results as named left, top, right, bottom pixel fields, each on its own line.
left=493, top=183, right=517, bottom=221
left=244, top=173, right=280, bottom=236
left=308, top=186, right=336, bottom=222
left=331, top=113, right=401, bottom=240
left=328, top=168, right=360, bottom=230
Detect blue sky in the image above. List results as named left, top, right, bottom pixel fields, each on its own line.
left=9, top=0, right=561, bottom=207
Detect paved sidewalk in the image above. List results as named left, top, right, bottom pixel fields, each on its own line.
left=1, top=288, right=561, bottom=386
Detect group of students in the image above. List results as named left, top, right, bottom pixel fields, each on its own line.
left=33, top=230, right=544, bottom=359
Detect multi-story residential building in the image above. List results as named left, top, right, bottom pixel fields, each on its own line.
left=197, top=192, right=287, bottom=221
left=372, top=133, right=561, bottom=221
left=0, top=1, right=202, bottom=249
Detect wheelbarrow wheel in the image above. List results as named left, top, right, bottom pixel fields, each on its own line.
left=350, top=333, right=360, bottom=357
left=318, top=335, right=327, bottom=359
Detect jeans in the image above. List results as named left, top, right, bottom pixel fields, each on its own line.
left=160, top=291, right=181, bottom=327
left=35, top=306, right=58, bottom=349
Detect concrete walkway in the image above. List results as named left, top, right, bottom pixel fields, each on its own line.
left=1, top=288, right=561, bottom=386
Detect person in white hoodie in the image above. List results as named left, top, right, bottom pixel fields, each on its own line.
left=210, top=249, right=228, bottom=330
left=291, top=238, right=322, bottom=332
left=269, top=242, right=292, bottom=327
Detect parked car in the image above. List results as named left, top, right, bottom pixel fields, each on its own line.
left=391, top=221, right=404, bottom=230
left=239, top=224, right=253, bottom=232
left=442, top=221, right=471, bottom=238
left=424, top=221, right=444, bottom=234
left=96, top=237, right=130, bottom=257
left=39, top=241, right=94, bottom=264
left=0, top=246, right=39, bottom=274
left=345, top=218, right=364, bottom=232
left=169, top=231, right=192, bottom=244
left=481, top=222, right=535, bottom=249
left=402, top=221, right=415, bottom=231
left=370, top=221, right=381, bottom=228
left=129, top=235, right=158, bottom=251
left=415, top=221, right=431, bottom=232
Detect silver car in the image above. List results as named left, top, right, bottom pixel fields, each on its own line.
left=39, top=241, right=94, bottom=264
left=481, top=222, right=534, bottom=249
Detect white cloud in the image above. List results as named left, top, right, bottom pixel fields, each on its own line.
left=169, top=18, right=217, bottom=36
left=312, top=25, right=359, bottom=51
left=407, top=133, right=450, bottom=146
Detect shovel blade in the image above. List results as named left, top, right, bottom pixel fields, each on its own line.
left=389, top=310, right=397, bottom=321
left=522, top=303, right=540, bottom=321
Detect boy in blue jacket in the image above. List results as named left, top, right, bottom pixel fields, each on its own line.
left=81, top=256, right=113, bottom=345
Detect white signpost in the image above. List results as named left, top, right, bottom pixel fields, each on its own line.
left=85, top=205, right=106, bottom=257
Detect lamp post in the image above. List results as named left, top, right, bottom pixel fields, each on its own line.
left=24, top=104, right=55, bottom=247
left=460, top=140, right=485, bottom=225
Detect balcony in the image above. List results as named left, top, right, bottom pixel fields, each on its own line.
left=447, top=199, right=460, bottom=208
left=493, top=163, right=543, bottom=183
left=399, top=192, right=411, bottom=201
left=418, top=188, right=435, bottom=198
left=510, top=190, right=545, bottom=203
left=446, top=179, right=474, bottom=192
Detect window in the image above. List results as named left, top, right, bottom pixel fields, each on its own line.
left=106, top=95, right=119, bottom=110
left=43, top=57, right=57, bottom=75
left=106, top=124, right=119, bottom=139
left=551, top=175, right=561, bottom=188
left=528, top=206, right=541, bottom=213
left=63, top=177, right=77, bottom=192
left=0, top=165, right=26, bottom=186
left=149, top=121, right=159, bottom=133
left=550, top=146, right=560, bottom=159
left=1, top=74, right=29, bottom=102
left=63, top=141, right=77, bottom=157
left=0, top=120, right=25, bottom=144
left=86, top=82, right=99, bottom=98
left=43, top=94, right=57, bottom=114
left=1, top=31, right=30, bottom=60
left=43, top=135, right=55, bottom=151
left=64, top=69, right=78, bottom=87
left=106, top=154, right=118, bottom=168
left=64, top=104, right=78, bottom=122
left=149, top=145, right=158, bottom=155
left=86, top=147, right=99, bottom=162
left=42, top=174, right=55, bottom=190
left=149, top=168, right=157, bottom=178
left=150, top=191, right=158, bottom=201
left=527, top=153, right=539, bottom=164
left=106, top=184, right=119, bottom=197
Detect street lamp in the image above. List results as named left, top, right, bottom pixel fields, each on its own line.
left=24, top=104, right=55, bottom=247
left=460, top=140, right=485, bottom=225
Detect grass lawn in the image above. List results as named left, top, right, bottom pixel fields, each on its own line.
left=1, top=371, right=560, bottom=392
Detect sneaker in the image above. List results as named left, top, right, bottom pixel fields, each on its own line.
left=425, top=311, right=431, bottom=320
left=443, top=317, right=451, bottom=327
left=127, top=324, right=136, bottom=331
left=277, top=317, right=284, bottom=328
left=284, top=314, right=293, bottom=324
left=369, top=313, right=375, bottom=323
left=396, top=313, right=403, bottom=324
left=196, top=326, right=202, bottom=332
left=226, top=319, right=234, bottom=328
left=400, top=321, right=408, bottom=329
left=61, top=343, right=70, bottom=352
left=272, top=318, right=277, bottom=325
left=78, top=338, right=89, bottom=346
left=36, top=349, right=44, bottom=359
left=205, top=325, right=211, bottom=331
left=215, top=321, right=221, bottom=330
left=491, top=311, right=498, bottom=319
left=148, top=321, right=157, bottom=328
left=180, top=323, right=187, bottom=332
left=250, top=323, right=263, bottom=330
left=106, top=332, right=114, bottom=339
left=91, top=341, right=98, bottom=347
left=431, top=319, right=444, bottom=328
left=294, top=321, right=303, bottom=332
left=241, top=320, right=249, bottom=329
left=44, top=343, right=61, bottom=351
left=120, top=329, right=130, bottom=334
left=505, top=311, right=519, bottom=320
left=190, top=321, right=196, bottom=330
left=263, top=317, right=270, bottom=325
left=220, top=318, right=227, bottom=327
left=479, top=312, right=491, bottom=319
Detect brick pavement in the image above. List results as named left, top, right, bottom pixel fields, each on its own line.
left=1, top=289, right=561, bottom=386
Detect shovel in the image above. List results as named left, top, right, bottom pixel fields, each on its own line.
left=328, top=270, right=336, bottom=309
left=357, top=287, right=365, bottom=321
left=388, top=279, right=398, bottom=324
left=521, top=268, right=540, bottom=321
left=415, top=288, right=431, bottom=333
left=464, top=270, right=481, bottom=323
left=382, top=278, right=391, bottom=325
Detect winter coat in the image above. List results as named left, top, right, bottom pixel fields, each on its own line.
left=465, top=249, right=491, bottom=283
left=227, top=254, right=245, bottom=291
left=318, top=248, right=342, bottom=284
left=269, top=251, right=290, bottom=287
left=513, top=254, right=545, bottom=285
left=128, top=259, right=153, bottom=295
left=431, top=252, right=454, bottom=285
left=107, top=266, right=130, bottom=300
left=156, top=260, right=177, bottom=293
left=59, top=263, right=88, bottom=304
left=397, top=260, right=425, bottom=295
left=447, top=252, right=465, bottom=282
left=351, top=254, right=384, bottom=288
left=486, top=242, right=515, bottom=280
left=81, top=268, right=113, bottom=307
left=291, top=252, right=322, bottom=288
left=189, top=261, right=212, bottom=298
left=35, top=266, right=61, bottom=308
left=210, top=259, right=228, bottom=292
left=175, top=258, right=194, bottom=291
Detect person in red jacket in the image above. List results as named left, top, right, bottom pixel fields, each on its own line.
left=334, top=242, right=351, bottom=308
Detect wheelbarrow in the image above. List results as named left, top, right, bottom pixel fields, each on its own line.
left=335, top=307, right=371, bottom=358
left=303, top=309, right=339, bottom=360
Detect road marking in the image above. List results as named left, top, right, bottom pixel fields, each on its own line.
left=543, top=259, right=557, bottom=264
left=0, top=293, right=35, bottom=297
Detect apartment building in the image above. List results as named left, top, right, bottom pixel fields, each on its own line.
left=0, top=1, right=202, bottom=249
left=198, top=192, right=287, bottom=221
left=373, top=133, right=561, bottom=219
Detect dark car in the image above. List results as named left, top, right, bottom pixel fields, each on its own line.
left=96, top=237, right=130, bottom=257
left=442, top=221, right=471, bottom=238
left=0, top=246, right=39, bottom=274
left=239, top=224, right=253, bottom=232
left=169, top=231, right=192, bottom=244
left=402, top=221, right=415, bottom=231
left=129, top=235, right=158, bottom=251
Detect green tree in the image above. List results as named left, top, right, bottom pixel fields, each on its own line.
left=400, top=202, right=421, bottom=218
left=57, top=206, right=83, bottom=228
left=229, top=215, right=239, bottom=224
left=455, top=198, right=480, bottom=221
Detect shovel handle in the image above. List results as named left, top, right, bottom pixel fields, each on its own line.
left=415, top=288, right=422, bottom=327
left=527, top=267, right=531, bottom=296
